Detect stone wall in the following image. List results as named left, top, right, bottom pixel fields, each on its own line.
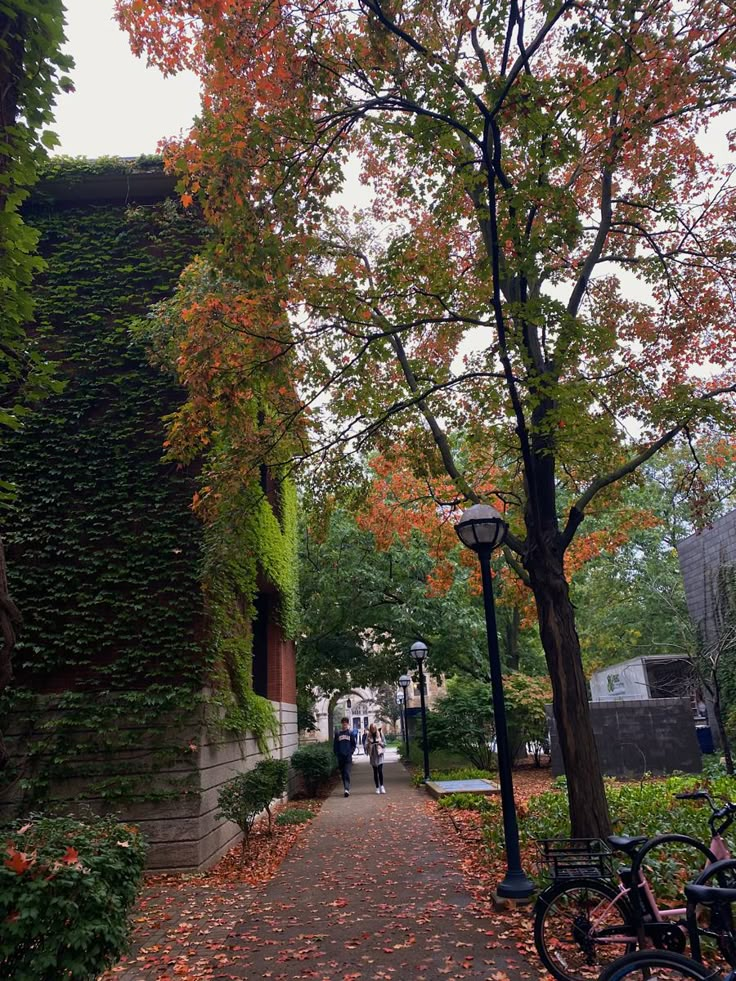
left=547, top=697, right=702, bottom=778
left=678, top=509, right=736, bottom=635
left=0, top=698, right=299, bottom=871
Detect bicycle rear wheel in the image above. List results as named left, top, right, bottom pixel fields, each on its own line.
left=534, top=877, right=635, bottom=981
left=598, top=949, right=722, bottom=981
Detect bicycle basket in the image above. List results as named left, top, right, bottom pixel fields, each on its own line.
left=536, top=838, right=614, bottom=881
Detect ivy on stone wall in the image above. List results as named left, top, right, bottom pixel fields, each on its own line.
left=0, top=190, right=206, bottom=806
left=133, top=257, right=301, bottom=745
left=0, top=158, right=300, bottom=809
left=204, top=480, right=299, bottom=740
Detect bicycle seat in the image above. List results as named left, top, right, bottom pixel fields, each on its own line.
left=685, top=883, right=736, bottom=905
left=607, top=835, right=648, bottom=855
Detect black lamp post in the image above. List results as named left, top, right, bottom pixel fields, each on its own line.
left=411, top=641, right=431, bottom=782
left=455, top=503, right=534, bottom=900
left=398, top=674, right=411, bottom=754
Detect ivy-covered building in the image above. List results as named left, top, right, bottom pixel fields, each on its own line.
left=0, top=159, right=298, bottom=870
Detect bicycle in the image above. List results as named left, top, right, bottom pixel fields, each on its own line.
left=596, top=879, right=736, bottom=981
left=534, top=791, right=736, bottom=981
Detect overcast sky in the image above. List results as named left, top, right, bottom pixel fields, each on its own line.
left=56, top=0, right=733, bottom=163
left=54, top=0, right=200, bottom=157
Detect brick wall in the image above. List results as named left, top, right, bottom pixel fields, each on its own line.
left=547, top=697, right=702, bottom=778
left=266, top=620, right=297, bottom=705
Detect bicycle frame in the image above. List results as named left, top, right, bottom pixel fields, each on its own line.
left=580, top=831, right=729, bottom=947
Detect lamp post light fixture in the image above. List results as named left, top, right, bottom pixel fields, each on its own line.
left=410, top=641, right=431, bottom=782
left=398, top=674, right=411, bottom=754
left=455, top=503, right=534, bottom=901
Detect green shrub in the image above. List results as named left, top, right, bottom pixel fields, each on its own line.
left=217, top=756, right=289, bottom=844
left=515, top=773, right=736, bottom=844
left=428, top=677, right=496, bottom=769
left=275, top=807, right=314, bottom=826
left=436, top=792, right=494, bottom=812
left=290, top=742, right=336, bottom=796
left=483, top=771, right=736, bottom=895
left=0, top=814, right=146, bottom=981
left=412, top=765, right=496, bottom=787
left=404, top=743, right=479, bottom=774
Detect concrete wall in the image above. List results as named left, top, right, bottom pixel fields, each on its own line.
left=0, top=698, right=299, bottom=871
left=547, top=697, right=702, bottom=778
left=678, top=509, right=736, bottom=636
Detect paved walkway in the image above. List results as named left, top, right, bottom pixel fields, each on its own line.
left=112, top=751, right=536, bottom=980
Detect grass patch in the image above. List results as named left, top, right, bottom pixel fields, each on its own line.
left=275, top=808, right=315, bottom=827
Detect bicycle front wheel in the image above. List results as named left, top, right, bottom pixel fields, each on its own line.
left=534, top=877, right=635, bottom=981
left=690, top=859, right=736, bottom=967
left=598, top=949, right=723, bottom=981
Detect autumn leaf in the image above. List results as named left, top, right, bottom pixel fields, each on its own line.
left=4, top=846, right=35, bottom=874
left=61, top=846, right=79, bottom=864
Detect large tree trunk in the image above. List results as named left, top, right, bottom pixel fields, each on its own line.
left=711, top=685, right=734, bottom=775
left=527, top=538, right=611, bottom=838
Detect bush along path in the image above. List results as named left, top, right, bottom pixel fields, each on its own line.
left=103, top=751, right=542, bottom=980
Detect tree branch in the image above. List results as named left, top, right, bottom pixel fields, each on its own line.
left=562, top=382, right=736, bottom=547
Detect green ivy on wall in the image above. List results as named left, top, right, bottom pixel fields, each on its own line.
left=204, top=480, right=299, bottom=742
left=0, top=189, right=205, bottom=806
left=0, top=159, right=299, bottom=808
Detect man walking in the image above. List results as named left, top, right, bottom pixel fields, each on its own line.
left=334, top=717, right=356, bottom=797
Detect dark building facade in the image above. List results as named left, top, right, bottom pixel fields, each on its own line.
left=0, top=160, right=297, bottom=869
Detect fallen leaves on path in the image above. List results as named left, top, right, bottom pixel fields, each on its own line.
left=99, top=767, right=554, bottom=981
left=99, top=799, right=324, bottom=980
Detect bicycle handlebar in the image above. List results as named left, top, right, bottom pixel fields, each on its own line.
left=674, top=790, right=736, bottom=830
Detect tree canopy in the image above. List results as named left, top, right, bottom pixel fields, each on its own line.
left=118, top=0, right=736, bottom=835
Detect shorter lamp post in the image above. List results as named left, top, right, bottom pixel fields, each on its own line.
left=455, top=503, right=534, bottom=900
left=398, top=674, right=411, bottom=754
left=411, top=641, right=431, bottom=782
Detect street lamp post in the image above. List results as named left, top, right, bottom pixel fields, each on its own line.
left=411, top=641, right=431, bottom=782
left=398, top=674, right=411, bottom=754
left=455, top=503, right=534, bottom=901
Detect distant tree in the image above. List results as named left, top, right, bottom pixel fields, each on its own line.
left=573, top=441, right=736, bottom=676
left=373, top=683, right=401, bottom=733
left=503, top=672, right=552, bottom=767
left=297, top=505, right=487, bottom=701
left=430, top=676, right=496, bottom=771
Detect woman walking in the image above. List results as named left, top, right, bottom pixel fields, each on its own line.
left=366, top=723, right=386, bottom=794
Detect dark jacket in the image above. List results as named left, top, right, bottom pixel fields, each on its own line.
left=334, top=728, right=356, bottom=760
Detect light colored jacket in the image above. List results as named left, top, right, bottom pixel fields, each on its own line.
left=366, top=732, right=385, bottom=766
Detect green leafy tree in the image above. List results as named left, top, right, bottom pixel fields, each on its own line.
left=503, top=672, right=552, bottom=766
left=373, top=682, right=401, bottom=733
left=573, top=441, right=736, bottom=676
left=429, top=676, right=496, bottom=771
left=0, top=2, right=73, bottom=764
left=298, top=506, right=484, bottom=698
left=120, top=0, right=736, bottom=837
